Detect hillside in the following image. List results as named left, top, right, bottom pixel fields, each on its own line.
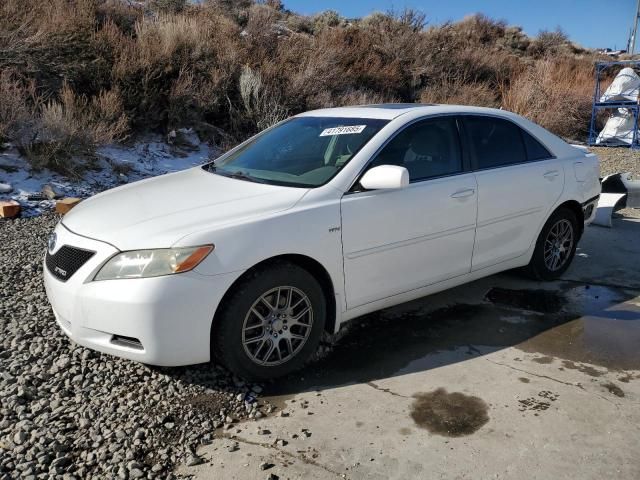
left=0, top=0, right=605, bottom=182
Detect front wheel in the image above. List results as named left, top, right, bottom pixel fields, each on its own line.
left=525, top=207, right=578, bottom=281
left=212, top=262, right=326, bottom=381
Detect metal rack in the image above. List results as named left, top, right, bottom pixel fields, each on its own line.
left=588, top=60, right=640, bottom=148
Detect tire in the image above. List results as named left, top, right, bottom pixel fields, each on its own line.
left=525, top=207, right=578, bottom=281
left=212, top=261, right=326, bottom=381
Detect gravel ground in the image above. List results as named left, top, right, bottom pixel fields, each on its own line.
left=0, top=215, right=276, bottom=479
left=590, top=146, right=640, bottom=178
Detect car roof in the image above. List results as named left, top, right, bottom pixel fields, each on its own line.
left=295, top=103, right=514, bottom=120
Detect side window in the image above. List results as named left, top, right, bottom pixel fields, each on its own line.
left=465, top=116, right=527, bottom=169
left=522, top=130, right=553, bottom=161
left=369, top=117, right=462, bottom=182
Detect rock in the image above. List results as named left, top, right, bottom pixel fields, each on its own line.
left=185, top=454, right=204, bottom=467
left=0, top=182, right=12, bottom=193
left=168, top=128, right=201, bottom=151
left=260, top=462, right=274, bottom=470
left=41, top=184, right=62, bottom=200
left=13, top=431, right=28, bottom=445
left=266, top=474, right=280, bottom=480
left=129, top=468, right=144, bottom=478
left=0, top=214, right=261, bottom=479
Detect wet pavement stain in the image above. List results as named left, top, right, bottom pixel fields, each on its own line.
left=617, top=373, right=636, bottom=383
left=532, top=356, right=554, bottom=364
left=603, top=382, right=625, bottom=397
left=518, top=391, right=558, bottom=413
left=263, top=282, right=640, bottom=396
left=518, top=397, right=550, bottom=412
left=516, top=284, right=640, bottom=372
left=409, top=388, right=489, bottom=437
left=560, top=360, right=606, bottom=377
left=485, top=287, right=566, bottom=313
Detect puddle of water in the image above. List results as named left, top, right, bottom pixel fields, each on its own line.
left=485, top=287, right=566, bottom=313
left=264, top=282, right=640, bottom=396
left=516, top=285, right=640, bottom=371
left=409, top=388, right=489, bottom=437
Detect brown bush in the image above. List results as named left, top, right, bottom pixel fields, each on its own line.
left=23, top=85, right=129, bottom=173
left=0, top=0, right=602, bottom=156
left=501, top=58, right=594, bottom=140
left=420, top=78, right=498, bottom=107
left=0, top=70, right=39, bottom=143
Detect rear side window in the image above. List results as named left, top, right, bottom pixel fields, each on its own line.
left=522, top=130, right=553, bottom=160
left=465, top=116, right=527, bottom=169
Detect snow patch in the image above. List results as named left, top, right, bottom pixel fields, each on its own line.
left=0, top=134, right=219, bottom=217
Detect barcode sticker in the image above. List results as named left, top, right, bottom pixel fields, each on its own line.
left=319, top=125, right=367, bottom=136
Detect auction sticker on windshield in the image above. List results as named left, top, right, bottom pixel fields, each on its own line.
left=319, top=125, right=367, bottom=136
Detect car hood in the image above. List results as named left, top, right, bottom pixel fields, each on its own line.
left=62, top=167, right=309, bottom=250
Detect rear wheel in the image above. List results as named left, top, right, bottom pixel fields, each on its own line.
left=212, top=262, right=326, bottom=381
left=525, top=208, right=578, bottom=281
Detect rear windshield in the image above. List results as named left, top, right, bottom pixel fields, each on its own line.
left=204, top=117, right=389, bottom=187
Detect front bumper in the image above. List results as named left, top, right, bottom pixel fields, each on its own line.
left=43, top=222, right=240, bottom=366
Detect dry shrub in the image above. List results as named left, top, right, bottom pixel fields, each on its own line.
left=0, top=70, right=39, bottom=143
left=0, top=1, right=607, bottom=157
left=420, top=78, right=498, bottom=107
left=502, top=58, right=594, bottom=139
left=24, top=85, right=129, bottom=173
left=148, top=0, right=188, bottom=14
left=238, top=66, right=288, bottom=131
left=108, top=11, right=241, bottom=129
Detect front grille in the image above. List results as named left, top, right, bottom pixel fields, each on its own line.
left=46, top=245, right=96, bottom=282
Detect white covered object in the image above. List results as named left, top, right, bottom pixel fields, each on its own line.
left=596, top=108, right=636, bottom=145
left=600, top=67, right=640, bottom=102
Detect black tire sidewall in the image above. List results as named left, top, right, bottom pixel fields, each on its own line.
left=529, top=208, right=578, bottom=280
left=213, top=262, right=326, bottom=381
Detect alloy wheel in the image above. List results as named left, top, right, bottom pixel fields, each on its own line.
left=543, top=219, right=574, bottom=272
left=241, top=286, right=314, bottom=366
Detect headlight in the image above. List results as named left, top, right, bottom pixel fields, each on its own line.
left=94, top=245, right=214, bottom=281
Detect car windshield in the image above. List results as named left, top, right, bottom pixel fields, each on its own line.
left=204, top=117, right=389, bottom=187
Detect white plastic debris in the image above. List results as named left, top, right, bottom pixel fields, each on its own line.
left=596, top=108, right=636, bottom=145
left=0, top=182, right=12, bottom=194
left=593, top=193, right=626, bottom=227
left=600, top=67, right=640, bottom=103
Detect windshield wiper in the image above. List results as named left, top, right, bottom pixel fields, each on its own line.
left=217, top=170, right=266, bottom=184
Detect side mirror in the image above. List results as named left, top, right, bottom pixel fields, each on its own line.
left=359, top=165, right=410, bottom=190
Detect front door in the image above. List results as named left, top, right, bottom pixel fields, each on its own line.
left=340, top=116, right=478, bottom=309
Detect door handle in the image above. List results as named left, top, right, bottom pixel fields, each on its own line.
left=450, top=188, right=475, bottom=198
left=543, top=170, right=560, bottom=179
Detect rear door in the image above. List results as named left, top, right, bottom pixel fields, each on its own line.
left=462, top=115, right=564, bottom=270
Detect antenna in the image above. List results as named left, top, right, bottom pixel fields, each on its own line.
left=630, top=0, right=640, bottom=54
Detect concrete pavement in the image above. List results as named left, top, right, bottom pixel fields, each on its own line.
left=178, top=216, right=640, bottom=480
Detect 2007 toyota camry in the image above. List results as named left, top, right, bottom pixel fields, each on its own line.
left=44, top=104, right=600, bottom=380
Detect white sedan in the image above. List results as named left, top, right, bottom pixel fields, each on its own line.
left=44, top=104, right=600, bottom=380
